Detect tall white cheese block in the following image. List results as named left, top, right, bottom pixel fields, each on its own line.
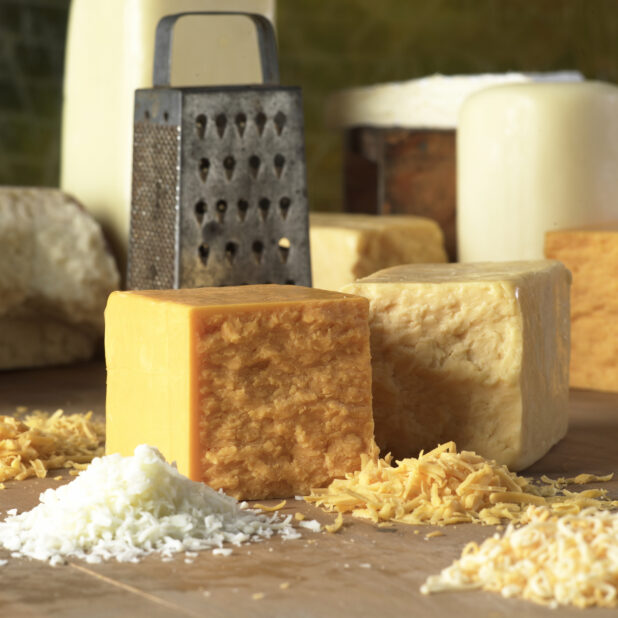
left=60, top=0, right=275, bottom=276
left=342, top=260, right=571, bottom=471
left=457, top=82, right=618, bottom=262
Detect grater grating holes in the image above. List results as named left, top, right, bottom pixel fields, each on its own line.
left=258, top=198, right=270, bottom=220
left=278, top=237, right=290, bottom=263
left=216, top=200, right=227, bottom=222
left=279, top=197, right=291, bottom=219
left=237, top=199, right=249, bottom=221
left=225, top=241, right=238, bottom=263
left=249, top=155, right=261, bottom=178
left=274, top=154, right=285, bottom=178
left=235, top=113, right=247, bottom=137
left=223, top=155, right=236, bottom=180
left=195, top=199, right=207, bottom=224
left=255, top=112, right=267, bottom=135
left=198, top=243, right=210, bottom=264
left=195, top=114, right=207, bottom=138
left=199, top=158, right=210, bottom=182
left=252, top=240, right=264, bottom=263
left=215, top=113, right=227, bottom=138
left=274, top=111, right=286, bottom=135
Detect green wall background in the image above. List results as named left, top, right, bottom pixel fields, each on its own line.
left=277, top=0, right=618, bottom=211
left=0, top=0, right=616, bottom=211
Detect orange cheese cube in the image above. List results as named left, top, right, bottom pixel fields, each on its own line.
left=545, top=225, right=618, bottom=392
left=105, top=285, right=375, bottom=499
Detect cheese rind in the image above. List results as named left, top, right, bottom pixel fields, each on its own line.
left=342, top=261, right=570, bottom=470
left=105, top=285, right=376, bottom=499
left=309, top=213, right=447, bottom=291
left=545, top=225, right=618, bottom=392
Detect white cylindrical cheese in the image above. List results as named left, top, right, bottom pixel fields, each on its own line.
left=60, top=0, right=275, bottom=276
left=457, top=81, right=618, bottom=262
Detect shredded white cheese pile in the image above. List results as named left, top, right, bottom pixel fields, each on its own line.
left=0, top=410, right=104, bottom=482
left=0, top=445, right=306, bottom=566
left=421, top=506, right=618, bottom=608
left=305, top=441, right=617, bottom=525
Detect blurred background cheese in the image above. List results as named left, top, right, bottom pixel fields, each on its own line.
left=60, top=0, right=275, bottom=277
left=326, top=72, right=582, bottom=130
left=105, top=285, right=375, bottom=500
left=309, top=213, right=447, bottom=291
left=342, top=261, right=570, bottom=471
left=0, top=188, right=120, bottom=369
left=546, top=225, right=618, bottom=393
left=328, top=72, right=582, bottom=260
left=458, top=81, right=618, bottom=262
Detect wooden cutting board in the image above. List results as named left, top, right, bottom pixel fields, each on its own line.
left=0, top=362, right=617, bottom=618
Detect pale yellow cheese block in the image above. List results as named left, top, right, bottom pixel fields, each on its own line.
left=545, top=225, right=618, bottom=392
left=105, top=285, right=376, bottom=500
left=342, top=261, right=571, bottom=470
left=310, top=213, right=447, bottom=291
left=61, top=0, right=275, bottom=273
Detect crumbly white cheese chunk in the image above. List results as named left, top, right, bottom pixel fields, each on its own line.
left=0, top=188, right=119, bottom=369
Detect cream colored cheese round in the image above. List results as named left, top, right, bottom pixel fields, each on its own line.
left=457, top=81, right=618, bottom=262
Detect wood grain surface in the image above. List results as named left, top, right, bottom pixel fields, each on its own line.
left=0, top=362, right=617, bottom=618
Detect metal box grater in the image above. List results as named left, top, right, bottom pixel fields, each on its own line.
left=127, top=12, right=311, bottom=290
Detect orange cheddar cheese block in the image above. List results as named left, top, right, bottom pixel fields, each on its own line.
left=545, top=225, right=618, bottom=392
left=105, top=285, right=376, bottom=499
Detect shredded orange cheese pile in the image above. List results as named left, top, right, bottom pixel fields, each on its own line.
left=422, top=506, right=618, bottom=608
left=305, top=442, right=617, bottom=525
left=0, top=410, right=105, bottom=482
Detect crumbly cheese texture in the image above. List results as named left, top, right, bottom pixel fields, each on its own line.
left=422, top=506, right=618, bottom=608
left=306, top=441, right=617, bottom=526
left=309, top=213, right=447, bottom=291
left=545, top=226, right=618, bottom=392
left=105, top=285, right=376, bottom=500
left=0, top=445, right=306, bottom=566
left=0, top=188, right=120, bottom=369
left=342, top=261, right=571, bottom=470
left=0, top=410, right=104, bottom=481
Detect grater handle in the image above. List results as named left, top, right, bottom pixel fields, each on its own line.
left=153, top=12, right=279, bottom=87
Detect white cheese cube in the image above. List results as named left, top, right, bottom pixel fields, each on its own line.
left=342, top=261, right=570, bottom=470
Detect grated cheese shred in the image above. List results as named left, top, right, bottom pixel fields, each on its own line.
left=0, top=410, right=104, bottom=482
left=0, top=445, right=319, bottom=565
left=305, top=442, right=618, bottom=526
left=421, top=506, right=618, bottom=608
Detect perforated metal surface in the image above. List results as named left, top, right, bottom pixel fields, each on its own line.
left=179, top=86, right=310, bottom=287
left=128, top=85, right=311, bottom=290
left=127, top=119, right=181, bottom=290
